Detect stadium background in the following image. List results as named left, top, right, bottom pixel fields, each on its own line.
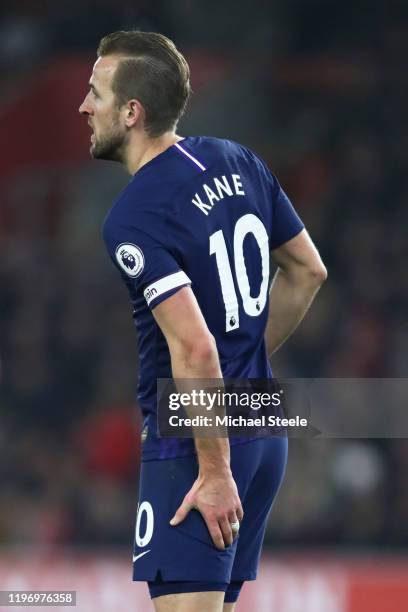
left=0, top=1, right=407, bottom=610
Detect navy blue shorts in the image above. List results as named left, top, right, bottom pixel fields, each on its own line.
left=132, top=437, right=287, bottom=589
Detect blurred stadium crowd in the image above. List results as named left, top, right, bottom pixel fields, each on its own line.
left=0, top=0, right=407, bottom=550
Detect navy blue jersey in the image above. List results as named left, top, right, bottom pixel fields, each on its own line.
left=103, top=137, right=304, bottom=460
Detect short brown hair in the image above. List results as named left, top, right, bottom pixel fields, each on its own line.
left=97, top=30, right=191, bottom=137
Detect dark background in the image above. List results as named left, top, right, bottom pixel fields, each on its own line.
left=0, top=0, right=407, bottom=554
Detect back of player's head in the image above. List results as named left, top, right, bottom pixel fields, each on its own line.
left=97, top=30, right=191, bottom=137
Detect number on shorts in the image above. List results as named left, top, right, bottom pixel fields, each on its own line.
left=135, top=501, right=154, bottom=547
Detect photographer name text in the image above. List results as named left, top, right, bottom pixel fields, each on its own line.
left=168, top=415, right=308, bottom=428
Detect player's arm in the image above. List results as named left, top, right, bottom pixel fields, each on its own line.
left=266, top=228, right=327, bottom=356
left=152, top=286, right=243, bottom=550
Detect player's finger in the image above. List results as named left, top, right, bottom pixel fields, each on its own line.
left=205, top=518, right=225, bottom=550
left=169, top=501, right=192, bottom=526
left=236, top=502, right=244, bottom=522
left=219, top=516, right=234, bottom=547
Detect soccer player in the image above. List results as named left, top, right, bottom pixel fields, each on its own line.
left=79, top=31, right=326, bottom=612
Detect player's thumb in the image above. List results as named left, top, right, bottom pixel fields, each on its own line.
left=169, top=501, right=191, bottom=526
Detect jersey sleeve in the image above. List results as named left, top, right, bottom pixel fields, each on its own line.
left=269, top=179, right=305, bottom=250
left=103, top=218, right=191, bottom=310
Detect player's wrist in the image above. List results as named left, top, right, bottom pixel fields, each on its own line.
left=195, top=436, right=231, bottom=475
left=198, top=461, right=232, bottom=478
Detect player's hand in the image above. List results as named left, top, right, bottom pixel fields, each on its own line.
left=169, top=468, right=244, bottom=550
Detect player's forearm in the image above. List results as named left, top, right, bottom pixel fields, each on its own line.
left=170, top=335, right=222, bottom=381
left=265, top=265, right=326, bottom=356
left=170, top=340, right=231, bottom=474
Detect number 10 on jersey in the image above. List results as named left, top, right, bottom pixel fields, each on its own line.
left=210, top=213, right=270, bottom=332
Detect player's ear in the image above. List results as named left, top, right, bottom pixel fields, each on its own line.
left=124, top=99, right=142, bottom=128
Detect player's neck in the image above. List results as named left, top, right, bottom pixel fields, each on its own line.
left=124, top=131, right=184, bottom=175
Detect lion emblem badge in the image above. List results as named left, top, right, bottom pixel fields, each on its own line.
left=115, top=243, right=145, bottom=278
